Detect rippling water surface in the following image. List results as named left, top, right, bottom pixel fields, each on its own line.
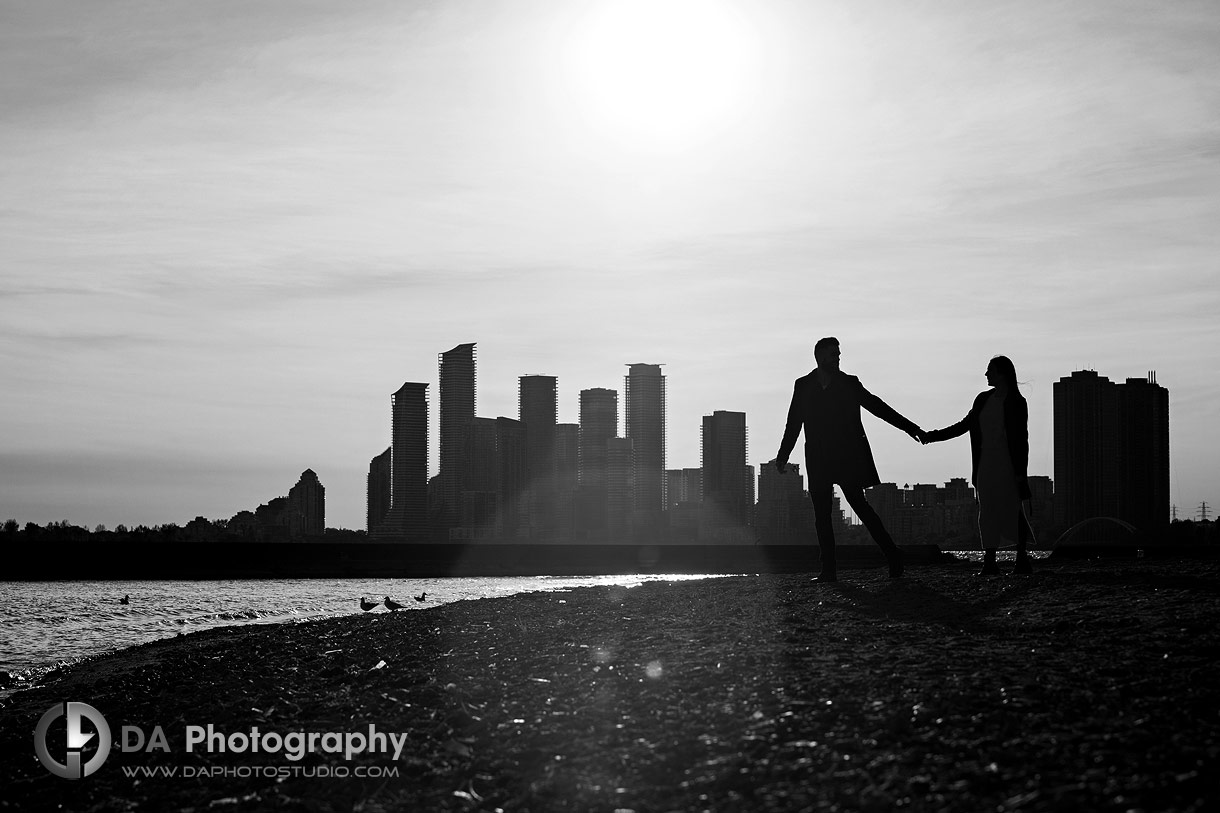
left=0, top=574, right=723, bottom=683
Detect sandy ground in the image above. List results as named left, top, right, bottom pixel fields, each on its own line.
left=1, top=556, right=1218, bottom=812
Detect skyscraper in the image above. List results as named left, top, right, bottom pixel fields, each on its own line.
left=439, top=343, right=476, bottom=527
left=495, top=417, right=527, bottom=537
left=373, top=382, right=429, bottom=537
left=625, top=364, right=666, bottom=514
left=1054, top=369, right=1169, bottom=535
left=578, top=388, right=618, bottom=489
left=519, top=375, right=557, bottom=536
left=1117, top=375, right=1170, bottom=532
left=555, top=423, right=579, bottom=537
left=462, top=417, right=499, bottom=493
left=701, top=410, right=751, bottom=527
left=460, top=417, right=499, bottom=533
left=367, top=447, right=391, bottom=533
left=555, top=423, right=580, bottom=495
left=286, top=468, right=325, bottom=537
left=1054, top=370, right=1118, bottom=531
left=666, top=468, right=702, bottom=506
left=606, top=437, right=635, bottom=538
left=574, top=388, right=617, bottom=537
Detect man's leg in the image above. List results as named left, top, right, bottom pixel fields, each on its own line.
left=841, top=487, right=904, bottom=578
left=809, top=483, right=837, bottom=581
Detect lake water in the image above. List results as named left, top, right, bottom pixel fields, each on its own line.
left=0, top=574, right=726, bottom=688
left=0, top=553, right=1047, bottom=692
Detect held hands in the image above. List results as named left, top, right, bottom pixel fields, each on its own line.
left=908, top=427, right=929, bottom=445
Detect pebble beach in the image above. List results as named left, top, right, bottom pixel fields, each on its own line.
left=2, top=556, right=1218, bottom=812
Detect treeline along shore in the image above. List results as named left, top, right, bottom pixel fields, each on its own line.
left=1, top=559, right=1217, bottom=811
left=8, top=537, right=1220, bottom=580
left=8, top=514, right=1218, bottom=580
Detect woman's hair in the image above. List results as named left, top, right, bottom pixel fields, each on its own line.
left=989, top=355, right=1020, bottom=393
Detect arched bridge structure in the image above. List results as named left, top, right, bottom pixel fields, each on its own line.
left=1051, top=516, right=1141, bottom=549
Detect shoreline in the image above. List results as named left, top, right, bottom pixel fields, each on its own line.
left=2, top=557, right=1217, bottom=811
left=0, top=573, right=732, bottom=682
left=1, top=540, right=951, bottom=580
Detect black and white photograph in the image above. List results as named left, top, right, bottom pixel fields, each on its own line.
left=1, top=0, right=1218, bottom=810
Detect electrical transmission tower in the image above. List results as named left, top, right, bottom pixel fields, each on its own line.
left=1199, top=501, right=1212, bottom=522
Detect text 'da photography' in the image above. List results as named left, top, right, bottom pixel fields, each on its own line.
left=33, top=702, right=402, bottom=782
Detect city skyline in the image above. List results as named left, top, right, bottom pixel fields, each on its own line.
left=348, top=355, right=1177, bottom=541
left=2, top=0, right=1217, bottom=530
left=0, top=337, right=1200, bottom=535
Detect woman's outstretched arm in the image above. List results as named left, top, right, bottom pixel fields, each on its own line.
left=924, top=413, right=971, bottom=443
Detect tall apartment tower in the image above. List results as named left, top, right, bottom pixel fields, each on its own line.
left=606, top=437, right=635, bottom=537
left=286, top=468, right=325, bottom=537
left=438, top=343, right=476, bottom=527
left=1054, top=369, right=1169, bottom=534
left=1054, top=370, right=1118, bottom=531
left=519, top=375, right=558, bottom=475
left=460, top=417, right=499, bottom=532
left=1117, top=374, right=1170, bottom=532
left=701, top=410, right=751, bottom=526
left=373, top=382, right=429, bottom=537
left=519, top=375, right=558, bottom=536
left=625, top=364, right=666, bottom=514
left=367, top=447, right=391, bottom=533
left=578, top=388, right=618, bottom=489
left=555, top=423, right=580, bottom=494
left=555, top=423, right=580, bottom=536
left=495, top=417, right=527, bottom=537
left=667, top=468, right=703, bottom=506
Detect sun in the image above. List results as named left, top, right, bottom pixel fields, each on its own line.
left=558, top=0, right=762, bottom=148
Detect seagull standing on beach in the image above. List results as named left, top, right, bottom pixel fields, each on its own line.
left=384, top=596, right=404, bottom=611
left=414, top=592, right=427, bottom=602
left=360, top=596, right=378, bottom=612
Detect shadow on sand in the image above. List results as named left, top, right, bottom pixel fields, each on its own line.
left=828, top=577, right=1040, bottom=627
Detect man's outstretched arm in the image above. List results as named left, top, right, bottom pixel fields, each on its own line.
left=857, top=380, right=923, bottom=441
left=775, top=382, right=803, bottom=472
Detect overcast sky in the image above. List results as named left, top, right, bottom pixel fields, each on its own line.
left=2, top=0, right=1217, bottom=531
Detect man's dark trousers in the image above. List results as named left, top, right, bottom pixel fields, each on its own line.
left=810, top=484, right=902, bottom=574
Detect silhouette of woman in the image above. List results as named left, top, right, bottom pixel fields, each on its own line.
left=924, top=356, right=1035, bottom=575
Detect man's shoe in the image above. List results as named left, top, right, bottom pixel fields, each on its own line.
left=976, top=549, right=1000, bottom=576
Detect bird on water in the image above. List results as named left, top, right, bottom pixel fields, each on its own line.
left=414, top=592, right=427, bottom=602
left=119, top=595, right=129, bottom=605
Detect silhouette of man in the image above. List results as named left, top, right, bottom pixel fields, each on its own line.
left=776, top=337, right=924, bottom=581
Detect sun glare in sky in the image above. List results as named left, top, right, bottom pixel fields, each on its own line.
left=559, top=0, right=763, bottom=149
